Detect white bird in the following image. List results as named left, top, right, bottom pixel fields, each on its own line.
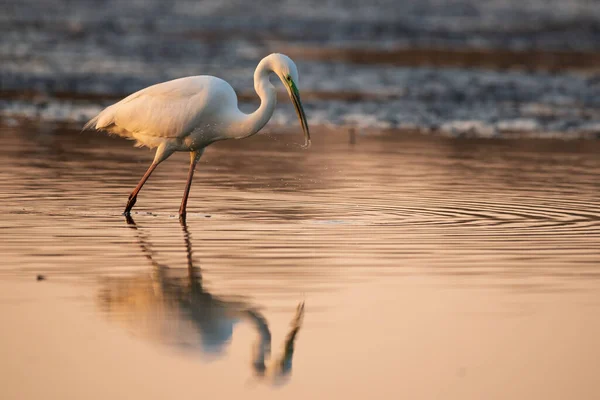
left=84, top=53, right=310, bottom=219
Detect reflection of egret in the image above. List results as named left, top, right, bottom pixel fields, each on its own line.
left=83, top=53, right=311, bottom=218
left=98, top=217, right=304, bottom=380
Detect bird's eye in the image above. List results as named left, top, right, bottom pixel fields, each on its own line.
left=287, top=75, right=292, bottom=81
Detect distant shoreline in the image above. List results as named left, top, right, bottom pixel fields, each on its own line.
left=2, top=0, right=599, bottom=140
left=2, top=116, right=598, bottom=141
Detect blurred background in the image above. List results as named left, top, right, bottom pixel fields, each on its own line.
left=2, top=2, right=600, bottom=398
left=1, top=0, right=600, bottom=137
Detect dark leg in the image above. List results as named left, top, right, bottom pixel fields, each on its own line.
left=124, top=162, right=158, bottom=215
left=180, top=218, right=202, bottom=291
left=179, top=151, right=202, bottom=220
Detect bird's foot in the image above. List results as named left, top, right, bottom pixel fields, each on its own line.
left=178, top=210, right=187, bottom=223
left=124, top=195, right=137, bottom=215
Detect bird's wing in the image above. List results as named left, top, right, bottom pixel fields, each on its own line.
left=86, top=77, right=227, bottom=139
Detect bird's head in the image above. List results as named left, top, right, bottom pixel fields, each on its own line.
left=264, top=53, right=311, bottom=148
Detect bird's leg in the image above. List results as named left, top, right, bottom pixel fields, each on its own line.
left=179, top=150, right=203, bottom=220
left=124, top=162, right=158, bottom=215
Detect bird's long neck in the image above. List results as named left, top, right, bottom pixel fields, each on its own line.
left=231, top=61, right=277, bottom=140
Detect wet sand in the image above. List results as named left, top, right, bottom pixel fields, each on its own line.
left=1, top=126, right=600, bottom=399
left=281, top=45, right=600, bottom=71
left=2, top=0, right=600, bottom=136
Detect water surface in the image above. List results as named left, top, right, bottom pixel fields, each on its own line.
left=1, top=126, right=600, bottom=399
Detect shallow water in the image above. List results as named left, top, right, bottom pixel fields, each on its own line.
left=1, top=126, right=600, bottom=399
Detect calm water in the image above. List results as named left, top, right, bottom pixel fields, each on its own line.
left=1, top=126, right=600, bottom=399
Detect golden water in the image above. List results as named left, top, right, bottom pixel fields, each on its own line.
left=1, top=126, right=599, bottom=399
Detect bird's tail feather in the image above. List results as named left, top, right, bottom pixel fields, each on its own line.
left=82, top=115, right=100, bottom=132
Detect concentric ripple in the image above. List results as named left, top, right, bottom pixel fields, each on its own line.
left=1, top=126, right=599, bottom=293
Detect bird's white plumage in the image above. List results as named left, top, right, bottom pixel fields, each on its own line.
left=86, top=76, right=240, bottom=149
left=83, top=53, right=310, bottom=216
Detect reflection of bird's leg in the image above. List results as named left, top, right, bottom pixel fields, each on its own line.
left=125, top=143, right=174, bottom=215
left=124, top=215, right=167, bottom=294
left=180, top=219, right=203, bottom=293
left=179, top=149, right=204, bottom=220
left=125, top=216, right=156, bottom=265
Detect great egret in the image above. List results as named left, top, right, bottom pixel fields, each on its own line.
left=99, top=217, right=305, bottom=381
left=84, top=53, right=311, bottom=218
